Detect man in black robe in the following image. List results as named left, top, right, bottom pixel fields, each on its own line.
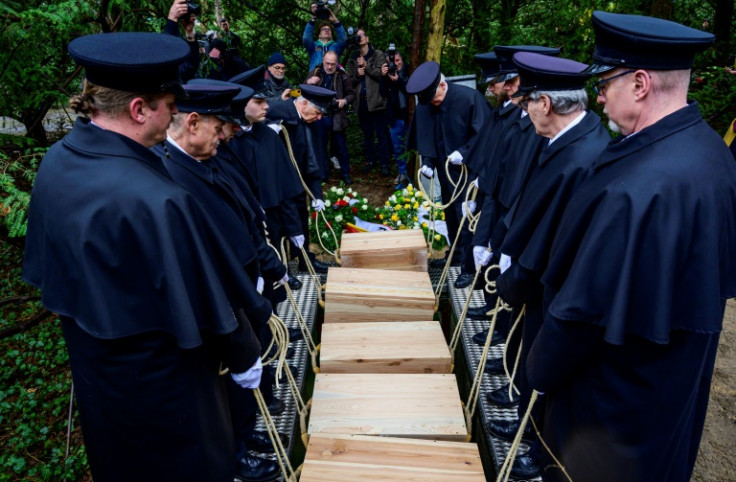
left=528, top=12, right=736, bottom=482
left=265, top=83, right=336, bottom=273
left=406, top=61, right=492, bottom=275
left=486, top=52, right=611, bottom=479
left=22, top=33, right=267, bottom=481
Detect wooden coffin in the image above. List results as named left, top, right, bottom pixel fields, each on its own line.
left=324, top=267, right=434, bottom=323
left=308, top=373, right=467, bottom=441
left=340, top=230, right=428, bottom=272
left=300, top=434, right=485, bottom=481
left=320, top=321, right=451, bottom=374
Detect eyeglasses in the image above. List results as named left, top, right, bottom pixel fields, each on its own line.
left=518, top=95, right=532, bottom=110
left=271, top=65, right=286, bottom=71
left=593, top=70, right=636, bottom=95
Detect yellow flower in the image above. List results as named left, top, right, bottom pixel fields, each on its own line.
left=441, top=212, right=446, bottom=220
left=413, top=216, right=418, bottom=221
left=391, top=214, right=399, bottom=222
left=399, top=225, right=406, bottom=230
left=413, top=202, right=419, bottom=209
left=422, top=222, right=428, bottom=228
left=385, top=201, right=390, bottom=206
left=434, top=234, right=441, bottom=241
left=404, top=203, right=410, bottom=209
left=379, top=214, right=384, bottom=220
left=416, top=191, right=422, bottom=197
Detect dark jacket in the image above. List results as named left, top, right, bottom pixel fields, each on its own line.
left=264, top=70, right=292, bottom=106
left=379, top=64, right=409, bottom=122
left=347, top=44, right=386, bottom=111
left=307, top=65, right=356, bottom=131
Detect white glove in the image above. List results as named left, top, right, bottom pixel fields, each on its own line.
left=231, top=357, right=263, bottom=389
left=279, top=273, right=289, bottom=285
left=290, top=235, right=305, bottom=249
left=311, top=199, right=325, bottom=211
left=256, top=276, right=264, bottom=294
left=499, top=253, right=512, bottom=274
left=447, top=150, right=463, bottom=165
left=267, top=123, right=282, bottom=134
left=473, top=246, right=492, bottom=270
left=461, top=200, right=477, bottom=217
left=420, top=165, right=434, bottom=178
left=471, top=177, right=479, bottom=189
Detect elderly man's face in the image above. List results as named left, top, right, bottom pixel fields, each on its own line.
left=430, top=81, right=448, bottom=106
left=193, top=115, right=225, bottom=159
left=268, top=63, right=286, bottom=80
left=322, top=53, right=338, bottom=74
left=596, top=68, right=639, bottom=134
left=298, top=99, right=323, bottom=123
left=319, top=25, right=333, bottom=42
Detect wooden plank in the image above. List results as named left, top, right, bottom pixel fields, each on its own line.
left=324, top=267, right=435, bottom=323
left=301, top=434, right=485, bottom=481
left=320, top=321, right=452, bottom=374
left=308, top=374, right=467, bottom=441
left=340, top=230, right=428, bottom=272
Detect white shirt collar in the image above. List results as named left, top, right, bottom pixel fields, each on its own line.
left=548, top=111, right=586, bottom=146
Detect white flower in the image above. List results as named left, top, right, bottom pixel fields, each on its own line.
left=335, top=214, right=343, bottom=223
left=324, top=199, right=331, bottom=207
left=336, top=188, right=345, bottom=196
left=402, top=189, right=409, bottom=197
left=342, top=196, right=350, bottom=202
left=347, top=187, right=353, bottom=193
left=413, top=222, right=420, bottom=228
left=330, top=186, right=337, bottom=192
left=363, top=197, right=368, bottom=203
left=389, top=195, right=397, bottom=203
left=361, top=204, right=368, bottom=210
left=321, top=232, right=329, bottom=238
left=396, top=220, right=402, bottom=226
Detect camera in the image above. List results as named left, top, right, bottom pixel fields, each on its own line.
left=386, top=43, right=397, bottom=76
left=314, top=0, right=335, bottom=20
left=180, top=2, right=200, bottom=19
left=326, top=98, right=340, bottom=116
left=346, top=26, right=361, bottom=47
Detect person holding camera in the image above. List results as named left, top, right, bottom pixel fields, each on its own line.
left=164, top=0, right=201, bottom=82
left=348, top=29, right=391, bottom=176
left=306, top=51, right=357, bottom=184
left=303, top=3, right=347, bottom=72
left=380, top=46, right=410, bottom=188
left=219, top=17, right=243, bottom=52
left=197, top=37, right=251, bottom=81
left=264, top=52, right=293, bottom=104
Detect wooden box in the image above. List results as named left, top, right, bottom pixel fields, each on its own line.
left=300, top=434, right=485, bottom=481
left=340, top=230, right=428, bottom=272
left=308, top=373, right=467, bottom=441
left=320, top=321, right=451, bottom=374
left=324, top=267, right=435, bottom=323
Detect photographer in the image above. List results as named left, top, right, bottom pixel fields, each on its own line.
left=164, top=0, right=200, bottom=82
left=219, top=17, right=242, bottom=53
left=347, top=29, right=391, bottom=175
left=302, top=3, right=347, bottom=72
left=197, top=38, right=251, bottom=80
left=306, top=51, right=357, bottom=184
left=380, top=47, right=410, bottom=188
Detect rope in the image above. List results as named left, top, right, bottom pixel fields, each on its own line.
left=278, top=124, right=341, bottom=263
left=254, top=387, right=302, bottom=482
left=283, top=277, right=321, bottom=373
left=502, top=306, right=525, bottom=398
left=449, top=257, right=496, bottom=362
left=279, top=237, right=325, bottom=309
left=462, top=297, right=504, bottom=440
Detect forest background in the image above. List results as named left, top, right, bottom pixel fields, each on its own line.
left=1, top=0, right=735, bottom=479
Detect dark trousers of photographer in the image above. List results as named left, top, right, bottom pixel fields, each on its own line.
left=357, top=99, right=390, bottom=170
left=312, top=115, right=350, bottom=178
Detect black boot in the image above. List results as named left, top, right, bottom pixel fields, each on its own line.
left=287, top=276, right=302, bottom=291
left=486, top=384, right=519, bottom=407
left=244, top=430, right=291, bottom=453
left=486, top=419, right=534, bottom=442
left=454, top=272, right=474, bottom=289
left=472, top=329, right=506, bottom=345
left=236, top=454, right=280, bottom=482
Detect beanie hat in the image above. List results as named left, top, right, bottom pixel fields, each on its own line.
left=268, top=52, right=286, bottom=66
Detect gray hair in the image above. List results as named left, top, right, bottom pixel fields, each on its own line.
left=529, top=89, right=588, bottom=115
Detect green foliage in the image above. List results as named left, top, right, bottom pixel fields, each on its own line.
left=689, top=66, right=736, bottom=135
left=0, top=147, right=44, bottom=238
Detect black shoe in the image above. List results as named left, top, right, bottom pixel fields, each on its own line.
left=245, top=430, right=291, bottom=453
left=510, top=453, right=541, bottom=479
left=485, top=357, right=505, bottom=375
left=287, top=327, right=304, bottom=343
left=487, top=419, right=534, bottom=442
left=236, top=454, right=280, bottom=482
left=430, top=258, right=447, bottom=269
left=472, top=329, right=506, bottom=345
left=380, top=165, right=390, bottom=176
left=467, top=305, right=493, bottom=320
left=454, top=273, right=474, bottom=289
left=311, top=259, right=330, bottom=273
left=486, top=384, right=519, bottom=407
left=287, top=276, right=302, bottom=291
left=267, top=396, right=286, bottom=415
left=343, top=175, right=353, bottom=185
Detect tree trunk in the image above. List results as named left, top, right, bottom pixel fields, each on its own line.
left=425, top=0, right=446, bottom=63
left=714, top=0, right=734, bottom=64
left=410, top=0, right=426, bottom=71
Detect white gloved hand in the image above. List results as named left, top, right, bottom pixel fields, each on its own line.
left=473, top=246, right=492, bottom=270
left=279, top=273, right=289, bottom=285
left=311, top=199, right=325, bottom=211
left=256, top=276, right=264, bottom=294
left=447, top=150, right=464, bottom=165
left=231, top=357, right=263, bottom=389
left=461, top=200, right=477, bottom=217
left=499, top=253, right=512, bottom=274
left=471, top=177, right=479, bottom=189
left=420, top=165, right=434, bottom=178
left=290, top=235, right=305, bottom=249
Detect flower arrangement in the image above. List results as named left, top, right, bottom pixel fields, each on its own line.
left=308, top=183, right=375, bottom=253
left=375, top=184, right=447, bottom=251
